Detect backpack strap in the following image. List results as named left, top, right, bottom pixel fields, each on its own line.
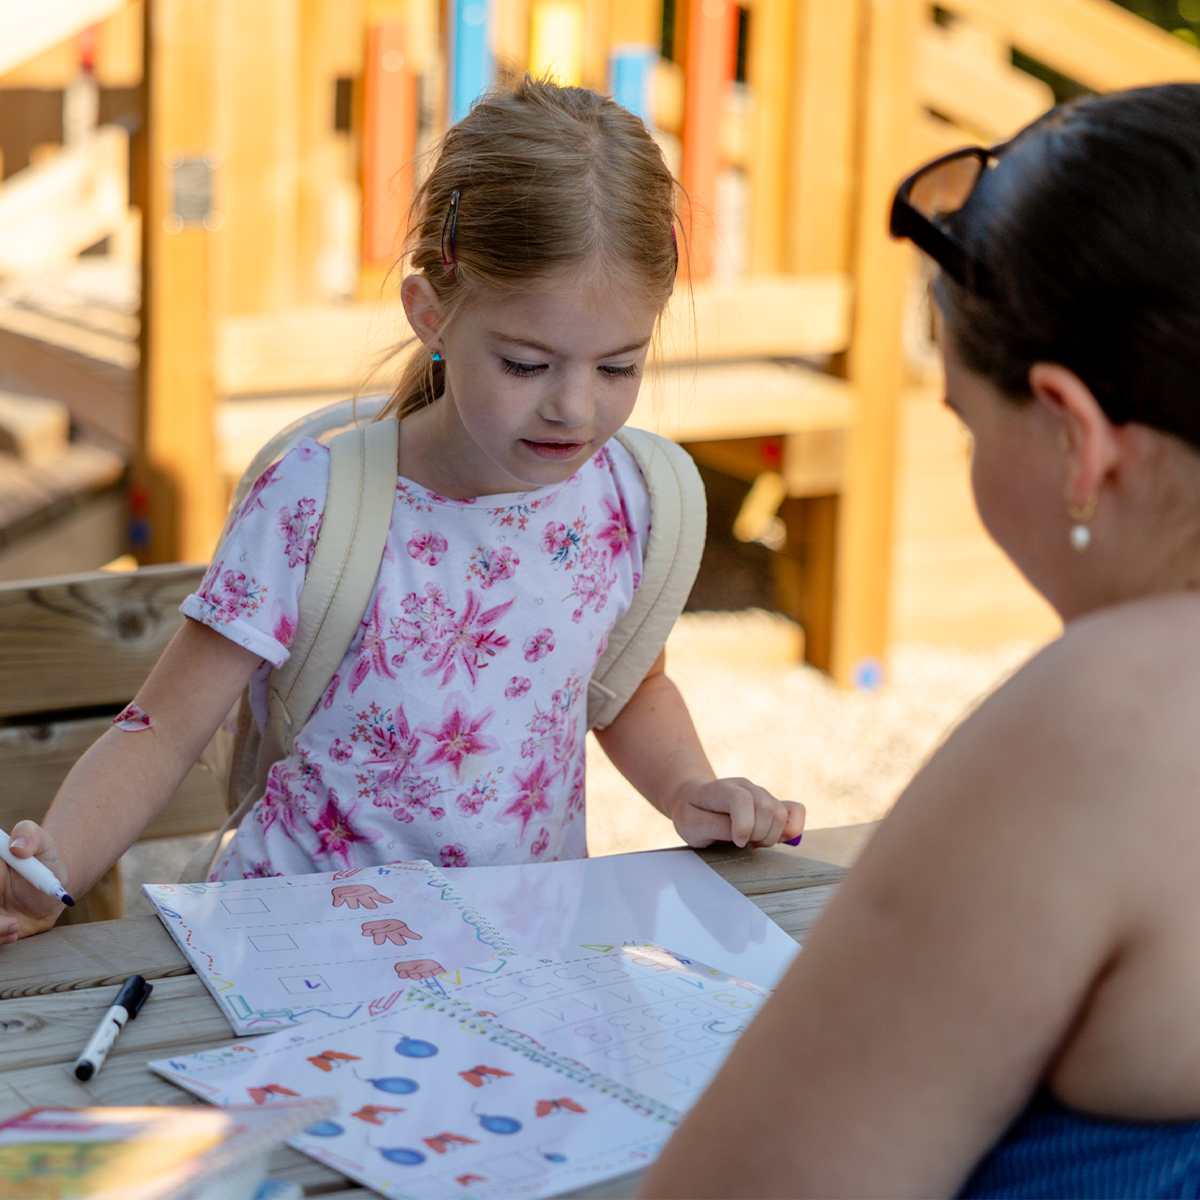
left=586, top=428, right=706, bottom=730
left=178, top=416, right=398, bottom=884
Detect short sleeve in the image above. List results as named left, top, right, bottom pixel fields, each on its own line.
left=180, top=438, right=331, bottom=667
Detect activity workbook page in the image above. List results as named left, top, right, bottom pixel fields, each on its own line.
left=150, top=982, right=677, bottom=1200
left=143, top=861, right=514, bottom=1035
left=424, top=943, right=769, bottom=1111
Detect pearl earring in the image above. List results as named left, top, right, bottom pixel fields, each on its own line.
left=1066, top=496, right=1097, bottom=552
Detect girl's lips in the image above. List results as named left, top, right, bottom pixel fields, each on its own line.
left=522, top=439, right=587, bottom=461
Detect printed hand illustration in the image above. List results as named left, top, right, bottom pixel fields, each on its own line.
left=330, top=884, right=392, bottom=910
left=361, top=918, right=422, bottom=946
left=393, top=958, right=445, bottom=980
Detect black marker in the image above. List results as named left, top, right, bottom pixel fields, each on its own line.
left=73, top=974, right=152, bottom=1082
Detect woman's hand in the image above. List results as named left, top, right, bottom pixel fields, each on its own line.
left=0, top=820, right=68, bottom=946
left=668, top=777, right=805, bottom=848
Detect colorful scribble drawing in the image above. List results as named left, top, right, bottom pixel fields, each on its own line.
left=350, top=1105, right=407, bottom=1125
left=306, top=1049, right=361, bottom=1072
left=536, top=1097, right=587, bottom=1116
left=459, top=1064, right=514, bottom=1088
left=423, top=1131, right=480, bottom=1154
left=330, top=883, right=392, bottom=909
left=361, top=917, right=422, bottom=945
left=393, top=958, right=446, bottom=980
left=247, top=1083, right=301, bottom=1104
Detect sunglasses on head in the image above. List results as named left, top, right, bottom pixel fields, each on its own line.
left=889, top=145, right=1004, bottom=295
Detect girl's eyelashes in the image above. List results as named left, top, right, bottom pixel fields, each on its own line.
left=500, top=358, right=547, bottom=377
left=499, top=358, right=641, bottom=380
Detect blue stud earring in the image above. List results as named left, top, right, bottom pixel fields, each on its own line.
left=430, top=350, right=443, bottom=362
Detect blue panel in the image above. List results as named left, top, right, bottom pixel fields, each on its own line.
left=450, top=0, right=494, bottom=125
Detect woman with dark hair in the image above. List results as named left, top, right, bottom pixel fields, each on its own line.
left=641, top=84, right=1200, bottom=1199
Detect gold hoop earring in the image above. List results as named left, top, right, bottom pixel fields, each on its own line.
left=1066, top=495, right=1097, bottom=552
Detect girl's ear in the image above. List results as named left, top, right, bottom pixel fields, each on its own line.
left=401, top=274, right=444, bottom=349
left=1028, top=362, right=1120, bottom=509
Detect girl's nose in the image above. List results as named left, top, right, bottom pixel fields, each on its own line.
left=541, top=373, right=593, bottom=427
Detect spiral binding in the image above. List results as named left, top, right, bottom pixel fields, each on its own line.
left=412, top=860, right=517, bottom=958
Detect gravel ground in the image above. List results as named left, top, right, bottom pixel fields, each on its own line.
left=121, top=610, right=1042, bottom=914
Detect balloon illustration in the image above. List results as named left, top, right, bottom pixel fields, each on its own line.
left=474, top=1108, right=522, bottom=1135
left=306, top=1120, right=344, bottom=1137
left=383, top=1033, right=438, bottom=1058
left=357, top=1073, right=420, bottom=1095
left=379, top=1147, right=426, bottom=1165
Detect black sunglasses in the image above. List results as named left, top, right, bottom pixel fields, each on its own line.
left=889, top=146, right=1000, bottom=294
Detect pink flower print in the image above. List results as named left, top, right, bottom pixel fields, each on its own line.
left=540, top=520, right=582, bottom=568
left=520, top=737, right=536, bottom=759
left=312, top=790, right=379, bottom=866
left=329, top=738, right=353, bottom=764
left=421, top=590, right=514, bottom=687
left=231, top=459, right=283, bottom=529
left=456, top=790, right=483, bottom=815
left=441, top=844, right=469, bottom=868
left=505, top=676, right=531, bottom=700
left=597, top=494, right=633, bottom=557
left=429, top=806, right=445, bottom=821
left=349, top=589, right=398, bottom=694
left=356, top=702, right=421, bottom=782
left=467, top=545, right=519, bottom=589
left=408, top=531, right=448, bottom=566
left=196, top=561, right=266, bottom=624
left=277, top=498, right=321, bottom=568
left=245, top=861, right=282, bottom=878
left=497, top=757, right=556, bottom=843
left=524, top=628, right=554, bottom=662
left=531, top=827, right=550, bottom=859
left=418, top=693, right=498, bottom=781
left=321, top=673, right=341, bottom=709
left=272, top=599, right=297, bottom=648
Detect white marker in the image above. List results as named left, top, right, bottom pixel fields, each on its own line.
left=74, top=974, right=152, bottom=1081
left=0, top=828, right=73, bottom=906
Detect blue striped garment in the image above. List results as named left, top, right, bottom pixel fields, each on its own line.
left=958, top=1090, right=1200, bottom=1198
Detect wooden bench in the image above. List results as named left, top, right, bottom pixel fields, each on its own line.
left=214, top=276, right=855, bottom=672
left=0, top=563, right=226, bottom=923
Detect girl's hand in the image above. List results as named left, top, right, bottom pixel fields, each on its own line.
left=0, top=820, right=68, bottom=946
left=668, top=778, right=806, bottom=849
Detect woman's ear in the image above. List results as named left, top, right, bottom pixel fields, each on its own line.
left=401, top=274, right=443, bottom=349
left=1028, top=362, right=1120, bottom=509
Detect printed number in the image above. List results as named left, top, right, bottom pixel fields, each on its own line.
left=672, top=999, right=708, bottom=1017
left=572, top=1023, right=613, bottom=1045
left=642, top=1005, right=679, bottom=1026
left=607, top=1013, right=647, bottom=1035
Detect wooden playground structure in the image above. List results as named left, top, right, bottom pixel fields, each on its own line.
left=3, top=0, right=1200, bottom=686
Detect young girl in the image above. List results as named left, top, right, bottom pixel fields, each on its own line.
left=0, top=78, right=802, bottom=938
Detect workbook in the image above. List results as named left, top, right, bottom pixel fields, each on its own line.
left=143, top=850, right=799, bottom=1036
left=0, top=1097, right=334, bottom=1200
left=150, top=943, right=769, bottom=1200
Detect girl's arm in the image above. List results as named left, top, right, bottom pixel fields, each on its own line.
left=593, top=649, right=805, bottom=848
left=1, top=618, right=261, bottom=944
left=639, top=629, right=1141, bottom=1198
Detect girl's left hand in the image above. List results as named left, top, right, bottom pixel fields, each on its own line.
left=668, top=778, right=805, bottom=849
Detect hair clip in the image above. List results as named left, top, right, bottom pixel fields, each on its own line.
left=441, top=189, right=461, bottom=277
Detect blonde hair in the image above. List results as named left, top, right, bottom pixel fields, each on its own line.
left=384, top=75, right=683, bottom=419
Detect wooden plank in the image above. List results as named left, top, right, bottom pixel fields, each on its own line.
left=784, top=0, right=862, bottom=275
left=742, top=879, right=840, bottom=943
left=0, top=914, right=189, bottom=997
left=744, top=0, right=792, bottom=274
left=361, top=19, right=418, bottom=266
left=830, top=0, right=919, bottom=686
left=0, top=563, right=203, bottom=717
left=141, top=0, right=224, bottom=563
left=0, top=716, right=224, bottom=840
left=947, top=0, right=1200, bottom=92
left=0, top=0, right=127, bottom=78
left=916, top=20, right=1054, bottom=142
left=695, top=843, right=846, bottom=893
left=0, top=126, right=129, bottom=277
left=680, top=0, right=737, bottom=280
left=216, top=275, right=853, bottom=395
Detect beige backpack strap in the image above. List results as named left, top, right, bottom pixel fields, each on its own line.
left=586, top=428, right=706, bottom=730
left=178, top=417, right=398, bottom=884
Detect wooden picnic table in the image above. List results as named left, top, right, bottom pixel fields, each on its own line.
left=0, top=826, right=874, bottom=1198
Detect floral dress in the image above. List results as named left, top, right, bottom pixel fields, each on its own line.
left=182, top=436, right=651, bottom=879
